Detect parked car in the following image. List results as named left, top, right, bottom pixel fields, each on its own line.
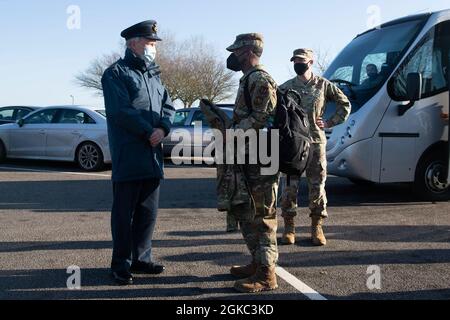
left=162, top=105, right=234, bottom=158
left=0, top=106, right=40, bottom=125
left=0, top=105, right=111, bottom=171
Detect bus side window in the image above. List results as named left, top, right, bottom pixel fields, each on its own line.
left=392, top=21, right=450, bottom=101
left=434, top=21, right=450, bottom=86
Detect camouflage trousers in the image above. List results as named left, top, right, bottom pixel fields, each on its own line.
left=229, top=164, right=279, bottom=267
left=280, top=143, right=328, bottom=218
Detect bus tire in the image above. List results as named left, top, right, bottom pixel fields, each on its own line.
left=413, top=150, right=450, bottom=201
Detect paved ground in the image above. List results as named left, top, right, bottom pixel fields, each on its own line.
left=0, top=159, right=449, bottom=300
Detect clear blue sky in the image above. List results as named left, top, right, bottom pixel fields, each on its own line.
left=1, top=0, right=449, bottom=108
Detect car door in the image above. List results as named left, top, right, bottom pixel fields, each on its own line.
left=8, top=109, right=58, bottom=158
left=45, top=109, right=90, bottom=159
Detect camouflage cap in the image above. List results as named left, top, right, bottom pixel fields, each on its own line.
left=290, top=48, right=314, bottom=61
left=226, top=33, right=264, bottom=52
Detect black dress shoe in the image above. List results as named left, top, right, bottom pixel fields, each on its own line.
left=130, top=261, right=165, bottom=275
left=111, top=270, right=133, bottom=286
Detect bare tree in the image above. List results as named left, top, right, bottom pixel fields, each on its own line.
left=157, top=35, right=236, bottom=107
left=75, top=33, right=236, bottom=107
left=313, top=47, right=332, bottom=75
left=74, top=52, right=121, bottom=95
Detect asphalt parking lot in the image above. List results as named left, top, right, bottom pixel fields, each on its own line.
left=0, top=159, right=449, bottom=300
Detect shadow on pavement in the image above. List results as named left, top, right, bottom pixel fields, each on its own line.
left=0, top=178, right=217, bottom=211
left=0, top=163, right=443, bottom=214
left=279, top=249, right=450, bottom=267
left=326, top=288, right=450, bottom=300
left=0, top=268, right=235, bottom=300
left=296, top=177, right=440, bottom=207
left=0, top=238, right=245, bottom=253
left=1, top=223, right=449, bottom=254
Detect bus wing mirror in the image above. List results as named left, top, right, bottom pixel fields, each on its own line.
left=398, top=73, right=422, bottom=116
left=406, top=72, right=422, bottom=102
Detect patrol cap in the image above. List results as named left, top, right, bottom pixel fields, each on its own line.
left=226, top=33, right=264, bottom=53
left=290, top=48, right=314, bottom=62
left=120, top=20, right=162, bottom=41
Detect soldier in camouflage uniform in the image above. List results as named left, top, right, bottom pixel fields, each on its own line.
left=279, top=49, right=351, bottom=246
left=224, top=33, right=280, bottom=293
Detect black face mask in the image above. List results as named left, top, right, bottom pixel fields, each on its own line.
left=227, top=53, right=243, bottom=72
left=368, top=73, right=378, bottom=80
left=294, top=62, right=310, bottom=76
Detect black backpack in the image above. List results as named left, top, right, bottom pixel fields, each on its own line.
left=273, top=89, right=311, bottom=176
left=244, top=70, right=311, bottom=176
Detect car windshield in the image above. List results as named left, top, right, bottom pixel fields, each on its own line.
left=322, top=18, right=426, bottom=119
left=96, top=110, right=106, bottom=117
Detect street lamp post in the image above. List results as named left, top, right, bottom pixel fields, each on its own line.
left=70, top=95, right=75, bottom=105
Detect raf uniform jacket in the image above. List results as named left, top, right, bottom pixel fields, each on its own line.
left=102, top=49, right=175, bottom=182
left=280, top=74, right=351, bottom=144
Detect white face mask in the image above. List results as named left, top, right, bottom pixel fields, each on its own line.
left=143, top=45, right=156, bottom=63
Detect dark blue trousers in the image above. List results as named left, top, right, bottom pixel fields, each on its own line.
left=111, top=179, right=160, bottom=273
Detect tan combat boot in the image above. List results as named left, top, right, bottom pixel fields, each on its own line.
left=233, top=266, right=278, bottom=293
left=281, top=216, right=296, bottom=245
left=311, top=217, right=327, bottom=246
left=230, top=261, right=257, bottom=279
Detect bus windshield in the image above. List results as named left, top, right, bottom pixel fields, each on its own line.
left=322, top=18, right=426, bottom=119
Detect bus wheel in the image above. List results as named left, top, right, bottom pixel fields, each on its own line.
left=414, top=150, right=450, bottom=201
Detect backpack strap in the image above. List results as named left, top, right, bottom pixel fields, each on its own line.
left=243, top=69, right=269, bottom=113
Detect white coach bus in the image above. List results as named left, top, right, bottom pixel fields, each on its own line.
left=323, top=9, right=450, bottom=201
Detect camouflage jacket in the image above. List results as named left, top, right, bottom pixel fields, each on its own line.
left=233, top=65, right=278, bottom=130
left=199, top=101, right=252, bottom=212
left=280, top=74, right=351, bottom=144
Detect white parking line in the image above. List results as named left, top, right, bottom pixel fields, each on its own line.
left=0, top=166, right=111, bottom=178
left=276, top=266, right=328, bottom=300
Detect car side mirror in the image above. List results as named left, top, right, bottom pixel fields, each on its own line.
left=398, top=72, right=422, bottom=116
left=17, top=119, right=24, bottom=127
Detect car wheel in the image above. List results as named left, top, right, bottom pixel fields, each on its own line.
left=0, top=140, right=6, bottom=163
left=76, top=142, right=104, bottom=172
left=414, top=150, right=449, bottom=201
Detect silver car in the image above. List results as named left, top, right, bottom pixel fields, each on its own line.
left=162, top=106, right=234, bottom=158
left=0, top=106, right=41, bottom=125
left=0, top=105, right=111, bottom=171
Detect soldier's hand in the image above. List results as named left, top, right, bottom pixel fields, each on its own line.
left=149, top=128, right=165, bottom=147
left=316, top=117, right=329, bottom=129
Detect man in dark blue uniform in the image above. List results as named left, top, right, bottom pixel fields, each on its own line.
left=102, top=20, right=175, bottom=285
